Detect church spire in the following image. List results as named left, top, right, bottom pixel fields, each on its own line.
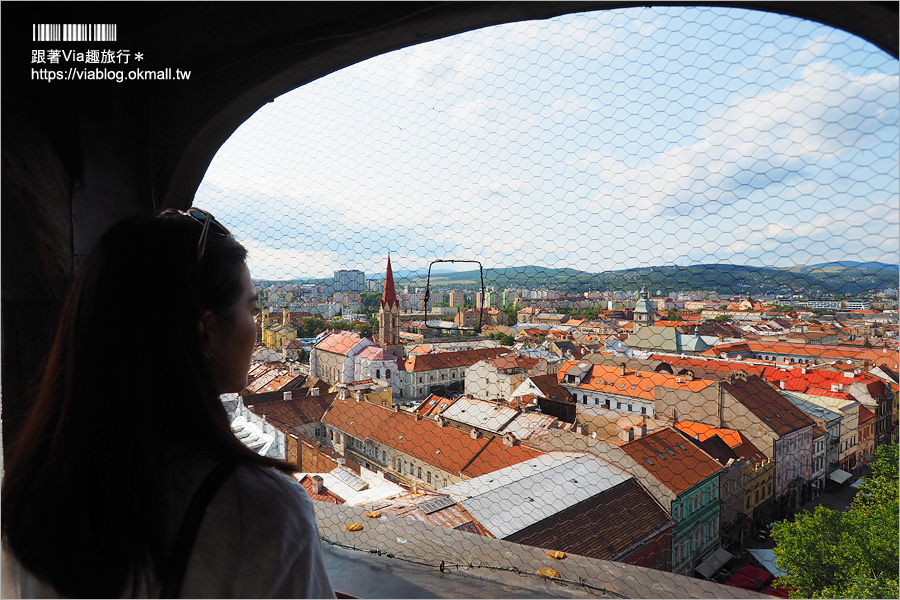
left=381, top=255, right=398, bottom=309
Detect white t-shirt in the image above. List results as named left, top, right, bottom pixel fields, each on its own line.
left=2, top=462, right=335, bottom=599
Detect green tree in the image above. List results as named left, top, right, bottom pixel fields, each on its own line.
left=712, top=314, right=733, bottom=323
left=771, top=444, right=899, bottom=599
left=297, top=317, right=329, bottom=338
left=500, top=305, right=518, bottom=326
left=360, top=291, right=381, bottom=308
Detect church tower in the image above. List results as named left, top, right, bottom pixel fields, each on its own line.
left=379, top=256, right=401, bottom=351
left=632, top=287, right=655, bottom=331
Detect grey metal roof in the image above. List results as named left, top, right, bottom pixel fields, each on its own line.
left=780, top=391, right=843, bottom=424
left=499, top=411, right=559, bottom=439
left=633, top=298, right=655, bottom=314
left=442, top=452, right=631, bottom=539
left=419, top=495, right=457, bottom=514
left=330, top=466, right=369, bottom=491
left=442, top=397, right=519, bottom=432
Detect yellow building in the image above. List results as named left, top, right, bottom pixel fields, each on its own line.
left=260, top=307, right=297, bottom=351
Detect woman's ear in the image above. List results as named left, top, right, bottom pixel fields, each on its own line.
left=198, top=309, right=217, bottom=354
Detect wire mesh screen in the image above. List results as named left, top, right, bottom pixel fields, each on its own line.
left=201, top=5, right=897, bottom=588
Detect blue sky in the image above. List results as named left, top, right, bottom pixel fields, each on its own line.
left=196, top=5, right=899, bottom=281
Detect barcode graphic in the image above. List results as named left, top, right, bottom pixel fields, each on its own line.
left=33, top=24, right=117, bottom=42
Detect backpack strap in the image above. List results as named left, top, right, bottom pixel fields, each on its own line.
left=161, top=461, right=237, bottom=598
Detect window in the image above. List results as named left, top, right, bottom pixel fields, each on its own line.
left=616, top=402, right=622, bottom=410
left=427, top=471, right=432, bottom=484
left=386, top=369, right=391, bottom=378
left=417, top=467, right=422, bottom=479
left=641, top=407, right=647, bottom=415
left=376, top=369, right=381, bottom=378
left=627, top=404, right=633, bottom=412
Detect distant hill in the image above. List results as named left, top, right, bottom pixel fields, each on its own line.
left=808, top=261, right=898, bottom=270
left=255, top=261, right=897, bottom=296
left=394, top=262, right=899, bottom=296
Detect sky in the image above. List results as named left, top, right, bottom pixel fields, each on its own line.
left=195, top=5, right=899, bottom=282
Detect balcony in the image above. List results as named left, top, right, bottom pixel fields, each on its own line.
left=314, top=502, right=768, bottom=598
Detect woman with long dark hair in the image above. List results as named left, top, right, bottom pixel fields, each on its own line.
left=1, top=209, right=335, bottom=598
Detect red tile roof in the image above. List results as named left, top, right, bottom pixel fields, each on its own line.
left=722, top=375, right=815, bottom=436
left=621, top=427, right=722, bottom=495
left=557, top=361, right=713, bottom=401
left=403, top=347, right=508, bottom=372
left=357, top=345, right=397, bottom=360
left=527, top=373, right=574, bottom=404
left=762, top=366, right=882, bottom=395
left=675, top=421, right=743, bottom=448
left=650, top=355, right=767, bottom=378
left=858, top=404, right=875, bottom=424
left=246, top=392, right=337, bottom=427
left=463, top=437, right=546, bottom=478
left=414, top=395, right=458, bottom=417
left=488, top=354, right=543, bottom=371
left=709, top=340, right=899, bottom=367
left=322, top=398, right=541, bottom=477
left=298, top=475, right=345, bottom=504
left=315, top=331, right=366, bottom=355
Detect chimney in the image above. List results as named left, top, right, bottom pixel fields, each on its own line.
left=311, top=387, right=320, bottom=396
left=694, top=433, right=700, bottom=440
left=470, top=428, right=481, bottom=439
left=311, top=475, right=325, bottom=494
left=436, top=416, right=445, bottom=427
left=414, top=412, right=421, bottom=420
left=283, top=391, right=293, bottom=401
left=619, top=364, right=626, bottom=376
left=355, top=390, right=363, bottom=401
left=503, top=432, right=517, bottom=447
left=685, top=371, right=694, bottom=381
left=394, top=404, right=401, bottom=412
left=779, top=380, right=785, bottom=389
left=640, top=422, right=648, bottom=437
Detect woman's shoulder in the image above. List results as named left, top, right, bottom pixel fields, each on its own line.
left=183, top=463, right=334, bottom=597
left=214, top=463, right=318, bottom=534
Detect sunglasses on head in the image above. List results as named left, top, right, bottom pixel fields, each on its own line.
left=161, top=207, right=231, bottom=260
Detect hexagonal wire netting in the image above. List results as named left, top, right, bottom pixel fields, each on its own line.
left=198, top=5, right=897, bottom=588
